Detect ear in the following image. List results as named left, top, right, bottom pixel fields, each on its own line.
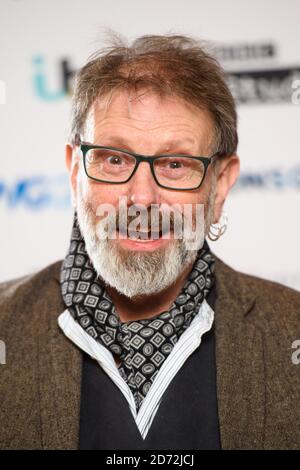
left=65, top=143, right=79, bottom=208
left=213, top=154, right=240, bottom=223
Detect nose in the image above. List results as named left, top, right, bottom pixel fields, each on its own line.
left=127, top=161, right=160, bottom=206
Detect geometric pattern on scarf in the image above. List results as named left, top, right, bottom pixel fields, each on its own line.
left=60, top=213, right=215, bottom=410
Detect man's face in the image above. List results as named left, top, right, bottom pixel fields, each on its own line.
left=67, top=90, right=233, bottom=298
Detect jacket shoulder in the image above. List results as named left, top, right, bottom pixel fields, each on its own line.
left=216, top=256, right=300, bottom=297
left=215, top=256, right=300, bottom=326
left=0, top=261, right=62, bottom=321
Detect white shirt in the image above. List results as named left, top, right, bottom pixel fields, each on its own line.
left=58, top=299, right=214, bottom=440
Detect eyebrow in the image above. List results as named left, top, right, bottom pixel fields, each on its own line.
left=93, top=136, right=199, bottom=154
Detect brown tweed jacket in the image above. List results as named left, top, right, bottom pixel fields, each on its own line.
left=0, top=257, right=299, bottom=450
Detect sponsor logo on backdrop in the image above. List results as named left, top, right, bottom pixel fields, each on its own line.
left=234, top=166, right=300, bottom=190
left=32, top=42, right=300, bottom=104
left=32, top=55, right=75, bottom=101
left=1, top=167, right=300, bottom=210
left=212, top=41, right=300, bottom=104
left=228, top=67, right=300, bottom=104
left=214, top=41, right=276, bottom=62
left=0, top=175, right=70, bottom=209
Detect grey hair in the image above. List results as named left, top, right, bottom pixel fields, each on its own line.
left=69, top=33, right=238, bottom=157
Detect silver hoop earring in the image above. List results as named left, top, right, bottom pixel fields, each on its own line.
left=208, top=211, right=228, bottom=241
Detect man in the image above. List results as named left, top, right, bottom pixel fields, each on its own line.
left=0, top=34, right=300, bottom=450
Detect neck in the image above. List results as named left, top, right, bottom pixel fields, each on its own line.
left=105, top=261, right=194, bottom=322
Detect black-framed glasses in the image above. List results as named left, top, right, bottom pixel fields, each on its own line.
left=79, top=141, right=220, bottom=191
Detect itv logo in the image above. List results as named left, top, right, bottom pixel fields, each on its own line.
left=32, top=55, right=76, bottom=101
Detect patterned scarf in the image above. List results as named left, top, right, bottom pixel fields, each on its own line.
left=60, top=213, right=215, bottom=410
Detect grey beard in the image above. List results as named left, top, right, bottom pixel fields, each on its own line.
left=75, top=204, right=200, bottom=299
left=75, top=178, right=215, bottom=298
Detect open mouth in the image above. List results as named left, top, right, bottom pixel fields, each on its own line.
left=117, top=227, right=171, bottom=241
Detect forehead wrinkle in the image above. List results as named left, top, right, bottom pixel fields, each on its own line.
left=94, top=118, right=202, bottom=134
left=124, top=91, right=212, bottom=145
left=94, top=89, right=199, bottom=126
left=90, top=92, right=214, bottom=153
left=94, top=122, right=201, bottom=148
left=93, top=121, right=211, bottom=155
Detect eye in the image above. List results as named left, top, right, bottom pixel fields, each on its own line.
left=157, top=157, right=191, bottom=170
left=86, top=150, right=128, bottom=165
left=167, top=160, right=184, bottom=169
left=107, top=155, right=124, bottom=165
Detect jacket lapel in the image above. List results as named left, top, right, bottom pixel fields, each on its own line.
left=214, top=258, right=266, bottom=449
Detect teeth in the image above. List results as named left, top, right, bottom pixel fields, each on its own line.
left=130, top=231, right=160, bottom=237
left=128, top=230, right=161, bottom=239
left=117, top=228, right=171, bottom=239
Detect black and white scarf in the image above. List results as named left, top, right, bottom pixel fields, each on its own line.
left=60, top=213, right=215, bottom=409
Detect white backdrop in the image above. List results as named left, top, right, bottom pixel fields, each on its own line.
left=0, top=0, right=300, bottom=290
